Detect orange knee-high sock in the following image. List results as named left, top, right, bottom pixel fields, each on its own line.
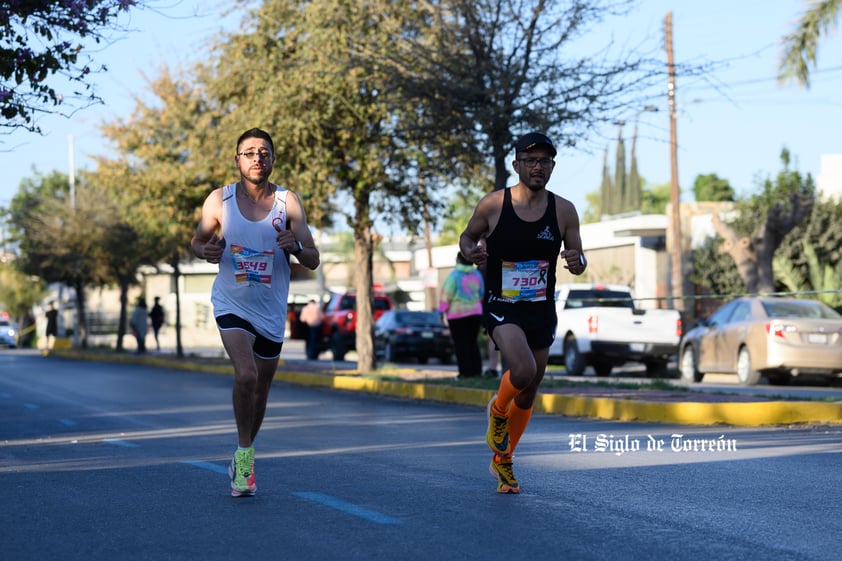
left=507, top=402, right=534, bottom=454
left=493, top=370, right=521, bottom=415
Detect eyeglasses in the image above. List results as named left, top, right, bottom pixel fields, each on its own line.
left=237, top=150, right=273, bottom=160
left=517, top=157, right=555, bottom=168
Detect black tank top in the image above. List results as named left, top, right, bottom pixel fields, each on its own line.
left=485, top=188, right=563, bottom=308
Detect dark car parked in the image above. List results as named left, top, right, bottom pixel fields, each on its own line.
left=374, top=310, right=454, bottom=365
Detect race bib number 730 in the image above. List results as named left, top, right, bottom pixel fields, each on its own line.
left=501, top=259, right=549, bottom=302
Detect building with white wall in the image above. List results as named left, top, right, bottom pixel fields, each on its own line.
left=816, top=154, right=842, bottom=201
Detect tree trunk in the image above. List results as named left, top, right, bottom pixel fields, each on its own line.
left=171, top=256, right=184, bottom=358
left=116, top=280, right=129, bottom=351
left=712, top=215, right=759, bottom=293
left=712, top=191, right=814, bottom=294
left=351, top=187, right=376, bottom=373
left=73, top=281, right=88, bottom=349
left=353, top=223, right=376, bottom=373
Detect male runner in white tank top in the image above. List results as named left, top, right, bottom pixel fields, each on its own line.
left=191, top=128, right=320, bottom=497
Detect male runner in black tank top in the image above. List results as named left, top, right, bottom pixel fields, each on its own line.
left=459, top=132, right=587, bottom=494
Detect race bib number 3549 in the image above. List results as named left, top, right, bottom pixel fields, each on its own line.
left=501, top=259, right=549, bottom=302
left=230, top=244, right=275, bottom=287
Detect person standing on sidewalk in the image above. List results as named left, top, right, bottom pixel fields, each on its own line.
left=149, top=297, right=165, bottom=352
left=44, top=302, right=58, bottom=350
left=438, top=251, right=484, bottom=378
left=459, top=132, right=586, bottom=494
left=298, top=299, right=324, bottom=360
left=129, top=297, right=149, bottom=354
left=191, top=127, right=320, bottom=497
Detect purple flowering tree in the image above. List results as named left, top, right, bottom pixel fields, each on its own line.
left=0, top=0, right=137, bottom=133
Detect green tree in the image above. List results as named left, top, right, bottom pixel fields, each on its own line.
left=774, top=241, right=842, bottom=308
left=778, top=0, right=841, bottom=88
left=710, top=149, right=814, bottom=294
left=0, top=262, right=46, bottom=329
left=692, top=173, right=735, bottom=202
left=200, top=0, right=441, bottom=372
left=688, top=236, right=745, bottom=297
left=96, top=67, right=226, bottom=357
left=0, top=1, right=138, bottom=134
left=627, top=124, right=642, bottom=212
left=365, top=0, right=668, bottom=193
left=5, top=171, right=118, bottom=347
left=613, top=127, right=626, bottom=215
left=640, top=182, right=671, bottom=214
left=437, top=178, right=490, bottom=245
left=774, top=196, right=842, bottom=306
left=598, top=147, right=612, bottom=220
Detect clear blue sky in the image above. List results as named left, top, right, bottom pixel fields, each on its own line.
left=1, top=1, right=840, bottom=222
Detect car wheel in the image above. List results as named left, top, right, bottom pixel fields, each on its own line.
left=680, top=346, right=704, bottom=383
left=417, top=355, right=429, bottom=365
left=736, top=346, right=761, bottom=386
left=439, top=353, right=452, bottom=365
left=330, top=330, right=346, bottom=361
left=564, top=336, right=586, bottom=376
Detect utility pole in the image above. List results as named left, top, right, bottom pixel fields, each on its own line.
left=420, top=177, right=437, bottom=310
left=665, top=12, right=684, bottom=312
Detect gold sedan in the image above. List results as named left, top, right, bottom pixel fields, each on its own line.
left=679, top=297, right=842, bottom=385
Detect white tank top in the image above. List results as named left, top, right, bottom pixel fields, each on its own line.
left=211, top=183, right=291, bottom=342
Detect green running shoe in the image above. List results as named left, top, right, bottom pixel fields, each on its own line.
left=229, top=447, right=256, bottom=497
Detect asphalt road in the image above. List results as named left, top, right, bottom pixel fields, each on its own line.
left=2, top=352, right=841, bottom=561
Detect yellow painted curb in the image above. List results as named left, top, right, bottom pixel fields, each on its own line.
left=50, top=350, right=842, bottom=426
left=275, top=370, right=496, bottom=409
left=534, top=393, right=842, bottom=426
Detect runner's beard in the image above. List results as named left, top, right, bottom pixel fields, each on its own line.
left=525, top=178, right=546, bottom=191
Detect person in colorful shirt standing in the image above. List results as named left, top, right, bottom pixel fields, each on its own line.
left=438, top=251, right=485, bottom=379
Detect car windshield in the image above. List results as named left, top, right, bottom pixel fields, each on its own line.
left=761, top=299, right=841, bottom=320
left=396, top=312, right=440, bottom=325
left=565, top=289, right=634, bottom=309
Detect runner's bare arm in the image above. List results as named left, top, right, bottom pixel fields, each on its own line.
left=459, top=191, right=502, bottom=266
left=282, top=191, right=320, bottom=270
left=558, top=198, right=586, bottom=275
left=190, top=188, right=224, bottom=264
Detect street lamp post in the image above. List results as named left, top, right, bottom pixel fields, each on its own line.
left=665, top=11, right=684, bottom=312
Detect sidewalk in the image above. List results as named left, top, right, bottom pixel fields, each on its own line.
left=51, top=345, right=842, bottom=428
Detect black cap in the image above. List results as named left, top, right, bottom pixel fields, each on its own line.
left=514, top=132, right=556, bottom=156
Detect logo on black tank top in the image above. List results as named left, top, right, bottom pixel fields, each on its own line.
left=536, top=225, right=555, bottom=241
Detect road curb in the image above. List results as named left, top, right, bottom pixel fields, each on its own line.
left=52, top=350, right=842, bottom=427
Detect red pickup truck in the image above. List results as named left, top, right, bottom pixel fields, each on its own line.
left=318, top=291, right=394, bottom=360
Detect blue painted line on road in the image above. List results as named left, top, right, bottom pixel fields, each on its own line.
left=103, top=438, right=139, bottom=448
left=58, top=418, right=78, bottom=426
left=292, top=491, right=402, bottom=525
left=182, top=460, right=229, bottom=475
left=23, top=403, right=39, bottom=409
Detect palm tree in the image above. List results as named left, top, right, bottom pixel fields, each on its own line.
left=778, top=0, right=840, bottom=88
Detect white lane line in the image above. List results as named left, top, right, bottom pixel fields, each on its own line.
left=292, top=491, right=402, bottom=525
left=182, top=460, right=229, bottom=475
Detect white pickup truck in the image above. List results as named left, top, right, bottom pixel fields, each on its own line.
left=548, top=283, right=682, bottom=377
